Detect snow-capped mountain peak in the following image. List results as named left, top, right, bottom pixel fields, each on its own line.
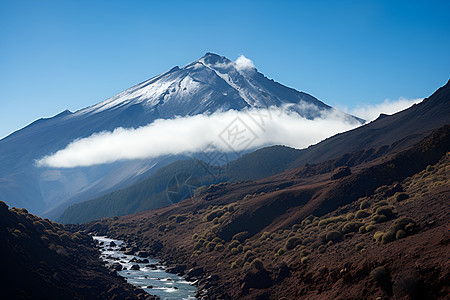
left=76, top=53, right=341, bottom=119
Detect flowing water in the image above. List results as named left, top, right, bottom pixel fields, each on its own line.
left=93, top=236, right=197, bottom=300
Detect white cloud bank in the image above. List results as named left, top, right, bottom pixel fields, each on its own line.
left=37, top=107, right=361, bottom=168
left=349, top=97, right=423, bottom=121
left=36, top=96, right=424, bottom=169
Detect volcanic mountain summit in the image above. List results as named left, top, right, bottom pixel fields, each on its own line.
left=82, top=52, right=349, bottom=119
left=0, top=53, right=361, bottom=218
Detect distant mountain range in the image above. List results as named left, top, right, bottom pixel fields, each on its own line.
left=0, top=53, right=360, bottom=218
left=59, top=80, right=450, bottom=223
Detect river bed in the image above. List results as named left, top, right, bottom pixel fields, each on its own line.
left=93, top=236, right=197, bottom=300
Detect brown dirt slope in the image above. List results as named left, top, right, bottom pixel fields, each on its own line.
left=81, top=126, right=449, bottom=299
left=291, top=79, right=450, bottom=167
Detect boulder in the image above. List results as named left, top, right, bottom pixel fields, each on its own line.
left=186, top=267, right=205, bottom=279
left=146, top=264, right=158, bottom=270
left=130, top=264, right=140, bottom=271
left=136, top=251, right=150, bottom=257
left=166, top=265, right=186, bottom=275
left=111, top=263, right=122, bottom=271
left=242, top=269, right=273, bottom=289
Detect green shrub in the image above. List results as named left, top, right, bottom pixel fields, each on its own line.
left=230, top=247, right=240, bottom=255
left=175, top=215, right=188, bottom=223
left=277, top=248, right=285, bottom=255
left=194, top=241, right=203, bottom=250
left=206, top=242, right=217, bottom=252
left=318, top=216, right=345, bottom=226
left=33, top=221, right=46, bottom=232
left=192, top=233, right=199, bottom=240
left=212, top=237, right=223, bottom=244
left=325, top=230, right=342, bottom=242
left=341, top=222, right=362, bottom=234
left=228, top=240, right=241, bottom=250
left=325, top=223, right=337, bottom=231
left=165, top=224, right=175, bottom=231
left=376, top=206, right=394, bottom=217
left=405, top=222, right=416, bottom=233
left=251, top=258, right=265, bottom=270
left=244, top=250, right=255, bottom=261
left=358, top=226, right=366, bottom=234
left=243, top=245, right=252, bottom=252
left=355, top=242, right=365, bottom=250
left=346, top=213, right=355, bottom=221
left=299, top=249, right=310, bottom=257
left=396, top=230, right=406, bottom=239
left=302, top=236, right=314, bottom=245
left=158, top=224, right=166, bottom=231
left=214, top=243, right=225, bottom=251
left=203, top=209, right=225, bottom=222
left=395, top=192, right=409, bottom=202
left=301, top=256, right=309, bottom=264
left=260, top=232, right=271, bottom=240
left=372, top=214, right=388, bottom=223
left=230, top=262, right=238, bottom=269
left=366, top=224, right=376, bottom=232
left=285, top=237, right=302, bottom=250
left=205, top=231, right=216, bottom=241
left=382, top=230, right=396, bottom=243
left=391, top=217, right=416, bottom=232
left=373, top=231, right=384, bottom=242
left=356, top=210, right=370, bottom=219
left=360, top=200, right=370, bottom=210
left=60, top=233, right=70, bottom=244
left=232, top=231, right=250, bottom=243
left=292, top=224, right=301, bottom=230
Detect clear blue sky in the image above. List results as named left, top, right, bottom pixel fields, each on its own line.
left=1, top=0, right=449, bottom=139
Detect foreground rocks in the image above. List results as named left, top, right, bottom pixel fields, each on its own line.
left=0, top=202, right=157, bottom=299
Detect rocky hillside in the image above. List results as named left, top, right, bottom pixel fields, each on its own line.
left=80, top=126, right=449, bottom=299
left=0, top=201, right=156, bottom=299
left=60, top=80, right=450, bottom=224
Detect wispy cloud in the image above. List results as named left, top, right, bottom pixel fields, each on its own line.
left=348, top=97, right=423, bottom=121
left=36, top=107, right=361, bottom=168
left=235, top=55, right=255, bottom=72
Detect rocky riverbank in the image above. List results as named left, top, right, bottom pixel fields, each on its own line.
left=93, top=236, right=196, bottom=299
left=0, top=201, right=156, bottom=299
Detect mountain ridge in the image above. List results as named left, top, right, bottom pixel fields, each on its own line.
left=0, top=53, right=359, bottom=217
left=59, top=80, right=450, bottom=223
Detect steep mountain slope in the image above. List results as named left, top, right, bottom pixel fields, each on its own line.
left=59, top=159, right=222, bottom=224
left=82, top=125, right=450, bottom=300
left=0, top=53, right=359, bottom=217
left=0, top=201, right=153, bottom=299
left=59, top=146, right=302, bottom=224
left=291, top=79, right=450, bottom=166
left=60, top=80, right=449, bottom=224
